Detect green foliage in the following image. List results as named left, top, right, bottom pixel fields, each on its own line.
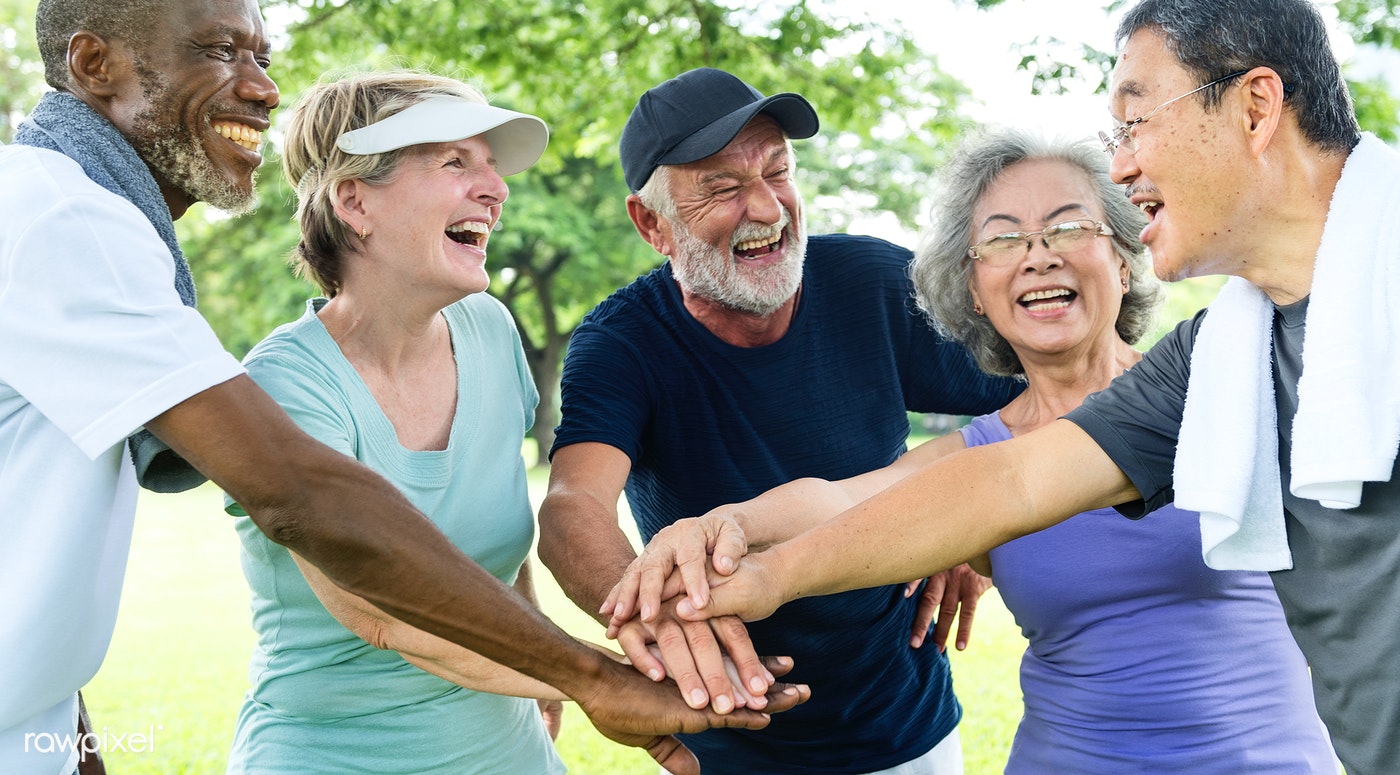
left=184, top=0, right=977, bottom=454
left=0, top=0, right=42, bottom=142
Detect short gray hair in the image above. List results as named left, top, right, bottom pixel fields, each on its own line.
left=1117, top=0, right=1359, bottom=154
left=36, top=0, right=162, bottom=90
left=911, top=128, right=1163, bottom=377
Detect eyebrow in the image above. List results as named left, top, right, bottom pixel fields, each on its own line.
left=207, top=23, right=272, bottom=56
left=697, top=146, right=791, bottom=188
left=980, top=203, right=1092, bottom=231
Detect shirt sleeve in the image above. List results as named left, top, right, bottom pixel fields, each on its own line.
left=0, top=188, right=242, bottom=459
left=1066, top=312, right=1202, bottom=515
left=550, top=321, right=653, bottom=463
left=225, top=348, right=356, bottom=517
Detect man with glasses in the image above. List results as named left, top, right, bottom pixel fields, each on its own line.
left=646, top=1, right=1399, bottom=772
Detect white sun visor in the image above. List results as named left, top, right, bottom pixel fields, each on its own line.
left=335, top=96, right=549, bottom=176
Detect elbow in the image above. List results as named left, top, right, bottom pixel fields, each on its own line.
left=535, top=496, right=568, bottom=573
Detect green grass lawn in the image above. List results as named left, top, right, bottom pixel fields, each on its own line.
left=84, top=473, right=1024, bottom=774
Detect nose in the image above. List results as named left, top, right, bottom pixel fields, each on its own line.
left=1023, top=236, right=1064, bottom=272
left=744, top=181, right=783, bottom=225
left=1107, top=143, right=1138, bottom=186
left=476, top=167, right=509, bottom=207
left=235, top=58, right=280, bottom=110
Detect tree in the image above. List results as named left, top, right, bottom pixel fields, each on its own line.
left=0, top=0, right=43, bottom=142
left=183, top=0, right=974, bottom=462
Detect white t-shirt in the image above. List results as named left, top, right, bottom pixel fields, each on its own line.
left=0, top=145, right=243, bottom=774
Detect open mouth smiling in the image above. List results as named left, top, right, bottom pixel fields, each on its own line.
left=1019, top=288, right=1075, bottom=311
left=733, top=232, right=783, bottom=260
left=446, top=221, right=489, bottom=248
left=213, top=120, right=262, bottom=152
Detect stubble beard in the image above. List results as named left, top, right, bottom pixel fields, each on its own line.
left=670, top=208, right=807, bottom=318
left=127, top=63, right=258, bottom=216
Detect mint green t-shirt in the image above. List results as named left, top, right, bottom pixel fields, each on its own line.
left=226, top=295, right=563, bottom=774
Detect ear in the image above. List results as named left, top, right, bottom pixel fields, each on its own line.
left=967, top=278, right=984, bottom=312
left=67, top=31, right=122, bottom=98
left=331, top=178, right=371, bottom=235
left=626, top=194, right=674, bottom=257
left=1239, top=67, right=1287, bottom=158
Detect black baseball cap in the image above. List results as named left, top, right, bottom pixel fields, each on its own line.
left=620, top=67, right=820, bottom=192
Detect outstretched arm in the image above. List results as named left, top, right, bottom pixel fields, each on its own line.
left=288, top=551, right=569, bottom=700
left=679, top=419, right=1138, bottom=622
left=537, top=443, right=773, bottom=714
left=147, top=376, right=805, bottom=773
left=606, top=432, right=971, bottom=625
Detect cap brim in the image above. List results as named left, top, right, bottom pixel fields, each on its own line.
left=335, top=96, right=549, bottom=176
left=656, top=93, right=818, bottom=168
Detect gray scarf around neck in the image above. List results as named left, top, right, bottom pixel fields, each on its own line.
left=15, top=91, right=208, bottom=492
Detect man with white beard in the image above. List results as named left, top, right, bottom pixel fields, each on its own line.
left=538, top=68, right=1021, bottom=775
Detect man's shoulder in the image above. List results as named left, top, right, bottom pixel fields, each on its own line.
left=578, top=263, right=671, bottom=329
left=1, top=144, right=128, bottom=216
left=807, top=233, right=912, bottom=264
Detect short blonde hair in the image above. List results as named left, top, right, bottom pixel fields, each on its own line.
left=281, top=70, right=490, bottom=296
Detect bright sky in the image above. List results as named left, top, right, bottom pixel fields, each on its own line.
left=836, top=0, right=1394, bottom=238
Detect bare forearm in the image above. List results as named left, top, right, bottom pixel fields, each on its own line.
left=149, top=378, right=608, bottom=699
left=726, top=478, right=870, bottom=548
left=289, top=552, right=568, bottom=700
left=766, top=422, right=1136, bottom=602
left=538, top=491, right=638, bottom=619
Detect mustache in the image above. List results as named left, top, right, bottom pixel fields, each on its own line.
left=1125, top=182, right=1161, bottom=202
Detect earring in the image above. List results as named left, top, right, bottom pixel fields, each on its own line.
left=1121, top=277, right=1130, bottom=293
left=973, top=303, right=984, bottom=315
left=359, top=226, right=369, bottom=240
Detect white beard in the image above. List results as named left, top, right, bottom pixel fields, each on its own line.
left=670, top=207, right=806, bottom=317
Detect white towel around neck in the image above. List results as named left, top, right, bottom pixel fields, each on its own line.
left=1174, top=133, right=1400, bottom=571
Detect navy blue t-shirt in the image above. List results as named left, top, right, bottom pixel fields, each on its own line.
left=554, top=234, right=1020, bottom=774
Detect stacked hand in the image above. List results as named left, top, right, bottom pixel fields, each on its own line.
left=603, top=510, right=991, bottom=661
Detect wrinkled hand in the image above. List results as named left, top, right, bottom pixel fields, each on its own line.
left=577, top=657, right=809, bottom=775
left=602, top=512, right=749, bottom=630
left=538, top=698, right=564, bottom=740
left=610, top=596, right=776, bottom=713
left=673, top=552, right=788, bottom=624
left=904, top=563, right=992, bottom=651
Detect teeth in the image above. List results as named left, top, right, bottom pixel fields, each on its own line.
left=213, top=121, right=260, bottom=151
left=1138, top=201, right=1162, bottom=214
left=1019, top=288, right=1072, bottom=303
left=734, top=234, right=780, bottom=252
left=446, top=221, right=490, bottom=234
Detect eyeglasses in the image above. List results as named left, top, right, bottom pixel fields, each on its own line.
left=967, top=219, right=1115, bottom=266
left=1098, top=70, right=1248, bottom=156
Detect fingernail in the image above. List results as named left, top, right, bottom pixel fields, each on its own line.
left=689, top=689, right=707, bottom=708
left=598, top=602, right=610, bottom=615
left=904, top=586, right=914, bottom=598
left=957, top=640, right=967, bottom=651
left=749, top=676, right=768, bottom=693
left=691, top=593, right=705, bottom=610
left=714, top=694, right=733, bottom=714
left=677, top=600, right=694, bottom=617
left=719, top=556, right=734, bottom=572
left=640, top=604, right=652, bottom=621
left=647, top=668, right=663, bottom=681
left=910, top=636, right=922, bottom=648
